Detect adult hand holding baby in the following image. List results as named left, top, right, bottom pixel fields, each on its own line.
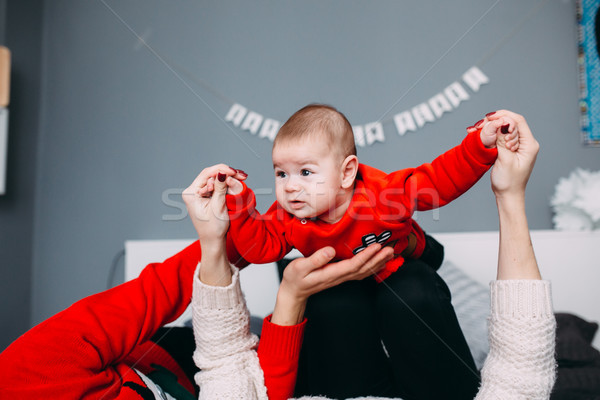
left=181, top=164, right=242, bottom=243
left=193, top=163, right=248, bottom=198
left=467, top=111, right=520, bottom=151
left=466, top=109, right=538, bottom=199
left=272, top=244, right=393, bottom=326
left=487, top=110, right=541, bottom=280
left=487, top=110, right=539, bottom=199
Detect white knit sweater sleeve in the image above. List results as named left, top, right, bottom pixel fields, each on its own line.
left=191, top=264, right=268, bottom=400
left=475, top=280, right=556, bottom=400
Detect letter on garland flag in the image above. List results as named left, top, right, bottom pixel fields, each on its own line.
left=364, top=122, right=385, bottom=145
left=444, top=82, right=470, bottom=107
left=428, top=93, right=453, bottom=118
left=462, top=66, right=489, bottom=93
left=240, top=111, right=263, bottom=135
left=411, top=103, right=435, bottom=128
left=259, top=119, right=280, bottom=141
left=393, top=111, right=417, bottom=136
left=353, top=126, right=366, bottom=147
left=225, top=103, right=248, bottom=127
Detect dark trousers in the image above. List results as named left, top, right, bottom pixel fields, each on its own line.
left=293, top=249, right=480, bottom=399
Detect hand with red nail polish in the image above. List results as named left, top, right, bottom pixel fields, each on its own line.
left=216, top=169, right=244, bottom=194
left=488, top=110, right=538, bottom=198
left=235, top=169, right=249, bottom=178
left=182, top=165, right=232, bottom=242
left=192, top=163, right=247, bottom=198
left=495, top=116, right=520, bottom=153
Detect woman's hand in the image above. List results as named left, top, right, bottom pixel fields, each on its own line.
left=486, top=110, right=541, bottom=280
left=181, top=164, right=247, bottom=238
left=487, top=110, right=539, bottom=200
left=196, top=163, right=247, bottom=197
left=182, top=166, right=233, bottom=243
left=271, top=244, right=394, bottom=326
left=183, top=166, right=240, bottom=285
left=183, top=165, right=249, bottom=285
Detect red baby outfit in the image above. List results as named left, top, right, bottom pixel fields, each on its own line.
left=226, top=128, right=497, bottom=281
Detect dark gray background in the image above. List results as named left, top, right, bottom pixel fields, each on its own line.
left=1, top=0, right=598, bottom=350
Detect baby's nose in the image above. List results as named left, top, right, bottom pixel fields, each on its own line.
left=285, top=177, right=301, bottom=192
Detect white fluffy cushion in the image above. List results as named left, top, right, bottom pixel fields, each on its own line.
left=437, top=260, right=490, bottom=370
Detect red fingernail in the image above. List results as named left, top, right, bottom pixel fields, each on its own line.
left=236, top=169, right=248, bottom=177
left=486, top=111, right=496, bottom=117
left=217, top=173, right=226, bottom=182
left=466, top=125, right=476, bottom=130
left=501, top=124, right=510, bottom=134
left=474, top=119, right=484, bottom=127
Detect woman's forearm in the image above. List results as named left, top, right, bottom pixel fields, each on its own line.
left=198, top=239, right=232, bottom=286
left=495, top=193, right=541, bottom=280
left=271, top=286, right=307, bottom=326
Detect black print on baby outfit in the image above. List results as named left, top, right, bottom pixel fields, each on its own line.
left=353, top=231, right=392, bottom=254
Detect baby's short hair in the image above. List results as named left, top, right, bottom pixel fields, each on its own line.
left=274, top=104, right=357, bottom=158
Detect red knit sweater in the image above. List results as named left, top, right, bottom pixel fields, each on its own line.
left=226, top=129, right=497, bottom=281
left=0, top=240, right=303, bottom=400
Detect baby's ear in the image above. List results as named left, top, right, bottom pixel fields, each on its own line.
left=340, top=155, right=359, bottom=189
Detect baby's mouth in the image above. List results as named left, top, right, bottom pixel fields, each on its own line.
left=289, top=200, right=305, bottom=209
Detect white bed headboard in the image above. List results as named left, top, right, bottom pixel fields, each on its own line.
left=434, top=229, right=600, bottom=349
left=125, top=229, right=600, bottom=348
left=124, top=239, right=281, bottom=326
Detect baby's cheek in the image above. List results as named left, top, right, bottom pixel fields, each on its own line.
left=310, top=183, right=326, bottom=197
left=274, top=185, right=285, bottom=203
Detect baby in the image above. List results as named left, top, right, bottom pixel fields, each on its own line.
left=206, top=104, right=518, bottom=282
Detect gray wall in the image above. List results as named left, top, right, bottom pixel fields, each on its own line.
left=1, top=1, right=598, bottom=343
left=0, top=0, right=44, bottom=349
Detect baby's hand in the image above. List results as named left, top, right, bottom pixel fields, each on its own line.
left=495, top=116, right=520, bottom=153
left=197, top=164, right=248, bottom=197
left=479, top=116, right=519, bottom=151
left=223, top=176, right=244, bottom=195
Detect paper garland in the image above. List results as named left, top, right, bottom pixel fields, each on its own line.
left=225, top=66, right=489, bottom=147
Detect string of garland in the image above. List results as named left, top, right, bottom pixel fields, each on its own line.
left=222, top=66, right=489, bottom=147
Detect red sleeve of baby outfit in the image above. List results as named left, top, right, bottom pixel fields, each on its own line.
left=386, top=128, right=498, bottom=212
left=226, top=182, right=294, bottom=264
left=257, top=315, right=306, bottom=400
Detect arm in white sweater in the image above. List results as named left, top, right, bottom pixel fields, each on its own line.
left=477, top=111, right=555, bottom=399
left=475, top=280, right=556, bottom=400
left=192, top=263, right=268, bottom=400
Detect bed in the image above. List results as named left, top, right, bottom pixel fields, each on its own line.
left=125, top=229, right=600, bottom=398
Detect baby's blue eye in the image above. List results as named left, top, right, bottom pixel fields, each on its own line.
left=276, top=171, right=287, bottom=178
left=301, top=169, right=312, bottom=176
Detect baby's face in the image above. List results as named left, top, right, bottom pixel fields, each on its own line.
left=272, top=137, right=345, bottom=222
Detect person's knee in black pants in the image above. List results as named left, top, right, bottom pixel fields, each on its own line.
left=374, top=259, right=480, bottom=400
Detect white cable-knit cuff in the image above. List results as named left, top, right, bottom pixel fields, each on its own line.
left=193, top=263, right=245, bottom=309
left=490, top=280, right=553, bottom=319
